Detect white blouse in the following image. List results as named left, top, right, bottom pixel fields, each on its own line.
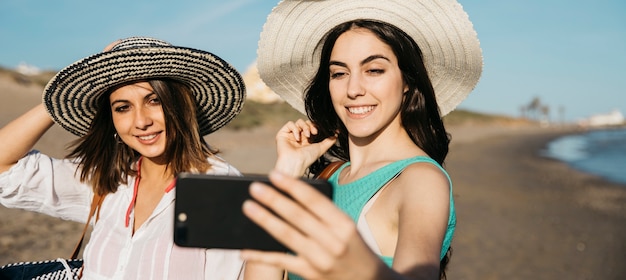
left=0, top=151, right=245, bottom=280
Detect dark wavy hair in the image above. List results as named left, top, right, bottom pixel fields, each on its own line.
left=67, top=79, right=217, bottom=195
left=305, top=19, right=452, bottom=279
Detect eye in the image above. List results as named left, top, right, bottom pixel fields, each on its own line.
left=367, top=68, right=385, bottom=75
left=113, top=104, right=130, bottom=113
left=330, top=72, right=344, bottom=79
left=148, top=97, right=161, bottom=105
left=330, top=70, right=348, bottom=79
left=146, top=93, right=162, bottom=107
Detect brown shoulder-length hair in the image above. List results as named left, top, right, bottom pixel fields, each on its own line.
left=305, top=20, right=452, bottom=279
left=67, top=79, right=217, bottom=195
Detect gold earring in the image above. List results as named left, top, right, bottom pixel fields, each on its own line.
left=114, top=133, right=123, bottom=144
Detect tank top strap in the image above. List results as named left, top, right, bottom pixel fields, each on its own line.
left=329, top=156, right=440, bottom=222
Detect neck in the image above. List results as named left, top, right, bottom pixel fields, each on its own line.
left=348, top=127, right=424, bottom=169
left=139, top=157, right=174, bottom=182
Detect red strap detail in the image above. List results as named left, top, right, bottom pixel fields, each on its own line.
left=164, top=179, right=176, bottom=193
left=125, top=157, right=176, bottom=227
left=125, top=157, right=143, bottom=228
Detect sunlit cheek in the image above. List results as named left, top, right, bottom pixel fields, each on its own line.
left=329, top=95, right=345, bottom=116
left=329, top=83, right=344, bottom=106
left=111, top=114, right=132, bottom=137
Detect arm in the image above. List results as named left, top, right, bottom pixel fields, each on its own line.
left=242, top=165, right=451, bottom=280
left=273, top=119, right=336, bottom=177
left=0, top=103, right=54, bottom=173
left=0, top=104, right=90, bottom=221
left=391, top=163, right=451, bottom=279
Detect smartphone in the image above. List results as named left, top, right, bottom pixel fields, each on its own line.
left=173, top=173, right=333, bottom=252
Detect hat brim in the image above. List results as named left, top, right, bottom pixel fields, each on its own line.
left=257, top=0, right=483, bottom=116
left=44, top=45, right=245, bottom=136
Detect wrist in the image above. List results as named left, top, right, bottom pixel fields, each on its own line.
left=274, top=157, right=308, bottom=177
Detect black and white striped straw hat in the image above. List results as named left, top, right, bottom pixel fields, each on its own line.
left=257, top=0, right=483, bottom=116
left=43, top=36, right=245, bottom=136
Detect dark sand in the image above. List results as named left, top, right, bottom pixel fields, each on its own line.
left=1, top=76, right=625, bottom=279
left=445, top=126, right=626, bottom=280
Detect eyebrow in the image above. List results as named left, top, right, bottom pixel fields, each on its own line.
left=329, top=54, right=391, bottom=67
left=110, top=92, right=156, bottom=106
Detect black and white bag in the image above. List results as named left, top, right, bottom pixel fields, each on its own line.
left=0, top=258, right=83, bottom=280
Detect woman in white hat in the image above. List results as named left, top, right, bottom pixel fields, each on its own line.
left=0, top=37, right=247, bottom=279
left=243, top=0, right=482, bottom=279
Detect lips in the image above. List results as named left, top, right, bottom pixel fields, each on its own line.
left=137, top=134, right=158, bottom=141
left=135, top=132, right=162, bottom=143
left=347, top=105, right=375, bottom=115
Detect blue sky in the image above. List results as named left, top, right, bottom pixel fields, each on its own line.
left=1, top=0, right=624, bottom=122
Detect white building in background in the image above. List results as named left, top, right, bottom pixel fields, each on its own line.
left=578, top=110, right=625, bottom=127
left=15, top=62, right=41, bottom=76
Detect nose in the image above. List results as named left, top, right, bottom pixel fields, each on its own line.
left=134, top=106, right=153, bottom=130
left=346, top=73, right=364, bottom=99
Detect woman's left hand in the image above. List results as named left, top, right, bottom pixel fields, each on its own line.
left=274, top=119, right=337, bottom=177
left=241, top=171, right=387, bottom=280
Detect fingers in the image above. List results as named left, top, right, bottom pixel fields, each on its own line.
left=277, top=119, right=317, bottom=142
left=102, top=39, right=121, bottom=52
left=274, top=119, right=336, bottom=175
left=242, top=198, right=308, bottom=248
left=318, top=135, right=338, bottom=152
left=248, top=172, right=355, bottom=254
left=243, top=183, right=344, bottom=276
left=242, top=172, right=375, bottom=279
left=244, top=181, right=336, bottom=252
left=267, top=171, right=337, bottom=222
left=267, top=171, right=355, bottom=244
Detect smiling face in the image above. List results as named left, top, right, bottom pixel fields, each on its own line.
left=328, top=28, right=408, bottom=140
left=110, top=81, right=167, bottom=162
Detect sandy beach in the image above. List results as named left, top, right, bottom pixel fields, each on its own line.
left=1, top=75, right=626, bottom=279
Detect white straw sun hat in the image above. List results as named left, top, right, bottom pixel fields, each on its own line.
left=257, top=0, right=483, bottom=116
left=43, top=37, right=245, bottom=137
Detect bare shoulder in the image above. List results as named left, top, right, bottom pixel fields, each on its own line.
left=397, top=161, right=449, bottom=188
left=390, top=161, right=451, bottom=205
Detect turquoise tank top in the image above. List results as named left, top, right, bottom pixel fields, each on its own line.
left=288, top=156, right=455, bottom=279
left=330, top=156, right=455, bottom=265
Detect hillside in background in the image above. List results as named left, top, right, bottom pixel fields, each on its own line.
left=0, top=65, right=533, bottom=130
left=226, top=99, right=533, bottom=130
left=0, top=66, right=57, bottom=88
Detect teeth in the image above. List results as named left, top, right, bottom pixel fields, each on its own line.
left=138, top=134, right=157, bottom=140
left=348, top=106, right=374, bottom=114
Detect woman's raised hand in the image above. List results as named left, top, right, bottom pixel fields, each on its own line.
left=274, top=119, right=336, bottom=177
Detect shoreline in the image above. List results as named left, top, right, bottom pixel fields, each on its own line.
left=445, top=125, right=626, bottom=279
left=541, top=126, right=626, bottom=187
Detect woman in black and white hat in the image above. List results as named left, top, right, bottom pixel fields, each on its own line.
left=242, top=0, right=482, bottom=279
left=0, top=37, right=247, bottom=279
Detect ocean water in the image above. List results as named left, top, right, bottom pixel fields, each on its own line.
left=543, top=127, right=626, bottom=185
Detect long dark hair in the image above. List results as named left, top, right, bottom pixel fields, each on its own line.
left=67, top=79, right=217, bottom=195
left=305, top=19, right=452, bottom=279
